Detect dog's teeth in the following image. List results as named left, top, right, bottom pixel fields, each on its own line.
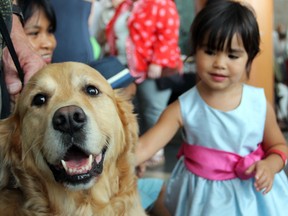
left=60, top=155, right=94, bottom=175
left=95, top=154, right=102, bottom=164
left=68, top=168, right=74, bottom=175
left=84, top=164, right=91, bottom=172
left=61, top=160, right=68, bottom=171
left=89, top=154, right=93, bottom=165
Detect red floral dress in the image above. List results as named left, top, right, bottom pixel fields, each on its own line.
left=106, top=0, right=183, bottom=83
left=126, top=0, right=183, bottom=83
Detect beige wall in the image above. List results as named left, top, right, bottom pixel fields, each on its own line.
left=245, top=0, right=274, bottom=103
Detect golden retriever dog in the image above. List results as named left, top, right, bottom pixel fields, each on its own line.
left=0, top=62, right=147, bottom=216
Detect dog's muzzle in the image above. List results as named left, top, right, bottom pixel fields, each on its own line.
left=47, top=105, right=107, bottom=187
left=48, top=145, right=107, bottom=186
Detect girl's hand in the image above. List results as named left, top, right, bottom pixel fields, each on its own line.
left=148, top=63, right=162, bottom=79
left=136, top=162, right=147, bottom=178
left=245, top=160, right=275, bottom=194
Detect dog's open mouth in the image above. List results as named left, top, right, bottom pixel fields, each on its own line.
left=48, top=145, right=107, bottom=186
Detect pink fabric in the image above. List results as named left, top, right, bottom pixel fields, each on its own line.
left=177, top=143, right=265, bottom=180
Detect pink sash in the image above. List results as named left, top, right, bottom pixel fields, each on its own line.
left=177, top=143, right=265, bottom=180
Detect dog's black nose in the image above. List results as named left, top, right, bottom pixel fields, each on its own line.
left=53, top=105, right=86, bottom=133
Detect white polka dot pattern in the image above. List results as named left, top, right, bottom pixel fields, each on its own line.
left=126, top=0, right=183, bottom=82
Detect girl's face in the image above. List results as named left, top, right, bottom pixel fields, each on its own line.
left=195, top=34, right=248, bottom=92
left=24, top=9, right=56, bottom=64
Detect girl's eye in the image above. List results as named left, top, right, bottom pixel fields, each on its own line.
left=228, top=54, right=239, bottom=59
left=85, top=85, right=99, bottom=96
left=204, top=49, right=215, bottom=55
left=32, top=94, right=47, bottom=106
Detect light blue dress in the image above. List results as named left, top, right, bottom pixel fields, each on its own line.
left=165, top=84, right=288, bottom=216
left=138, top=178, right=164, bottom=210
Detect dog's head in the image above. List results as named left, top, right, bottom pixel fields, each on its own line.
left=0, top=62, right=138, bottom=191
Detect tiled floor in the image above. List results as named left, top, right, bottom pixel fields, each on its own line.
left=144, top=130, right=288, bottom=179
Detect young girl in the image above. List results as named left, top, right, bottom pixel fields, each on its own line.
left=136, top=1, right=288, bottom=215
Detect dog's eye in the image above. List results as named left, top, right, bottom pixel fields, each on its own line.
left=32, top=94, right=47, bottom=106
left=85, top=85, right=99, bottom=96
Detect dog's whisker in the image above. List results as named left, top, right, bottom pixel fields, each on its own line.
left=34, top=140, right=45, bottom=163
left=105, top=136, right=110, bottom=147
left=21, top=136, right=44, bottom=162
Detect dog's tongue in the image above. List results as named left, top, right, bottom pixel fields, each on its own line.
left=65, top=150, right=90, bottom=167
left=65, top=151, right=87, bottom=166
left=65, top=157, right=89, bottom=168
left=61, top=151, right=93, bottom=175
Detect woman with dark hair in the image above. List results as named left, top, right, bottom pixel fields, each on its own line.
left=0, top=0, right=46, bottom=118
left=18, top=0, right=57, bottom=64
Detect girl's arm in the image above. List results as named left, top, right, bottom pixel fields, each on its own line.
left=262, top=101, right=288, bottom=173
left=136, top=100, right=183, bottom=165
left=246, top=101, right=287, bottom=194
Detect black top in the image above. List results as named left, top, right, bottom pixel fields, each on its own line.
left=50, top=0, right=94, bottom=64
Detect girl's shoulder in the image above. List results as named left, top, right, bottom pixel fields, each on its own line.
left=178, top=86, right=200, bottom=110
left=178, top=84, right=266, bottom=113
left=179, top=86, right=198, bottom=100
left=243, top=83, right=264, bottom=91
left=243, top=84, right=265, bottom=100
left=241, top=84, right=267, bottom=115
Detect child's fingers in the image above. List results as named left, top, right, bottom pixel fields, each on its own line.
left=257, top=181, right=272, bottom=194
left=254, top=168, right=266, bottom=183
left=263, top=183, right=272, bottom=194
left=254, top=175, right=267, bottom=190
left=254, top=173, right=273, bottom=194
left=245, top=163, right=256, bottom=175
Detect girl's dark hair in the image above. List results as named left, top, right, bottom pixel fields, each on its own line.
left=18, top=0, right=56, bottom=32
left=190, top=1, right=260, bottom=76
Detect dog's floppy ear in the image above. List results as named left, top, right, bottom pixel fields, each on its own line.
left=114, top=90, right=138, bottom=151
left=0, top=114, right=21, bottom=189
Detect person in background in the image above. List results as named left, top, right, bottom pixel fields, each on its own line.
left=126, top=0, right=183, bottom=167
left=174, top=0, right=195, bottom=58
left=18, top=0, right=57, bottom=64
left=0, top=0, right=45, bottom=118
left=106, top=0, right=132, bottom=66
left=50, top=0, right=95, bottom=64
left=0, top=0, right=14, bottom=118
left=273, top=23, right=288, bottom=130
left=90, top=0, right=124, bottom=57
left=136, top=1, right=288, bottom=215
left=50, top=0, right=136, bottom=99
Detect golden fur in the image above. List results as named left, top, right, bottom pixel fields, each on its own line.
left=0, top=62, right=146, bottom=216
